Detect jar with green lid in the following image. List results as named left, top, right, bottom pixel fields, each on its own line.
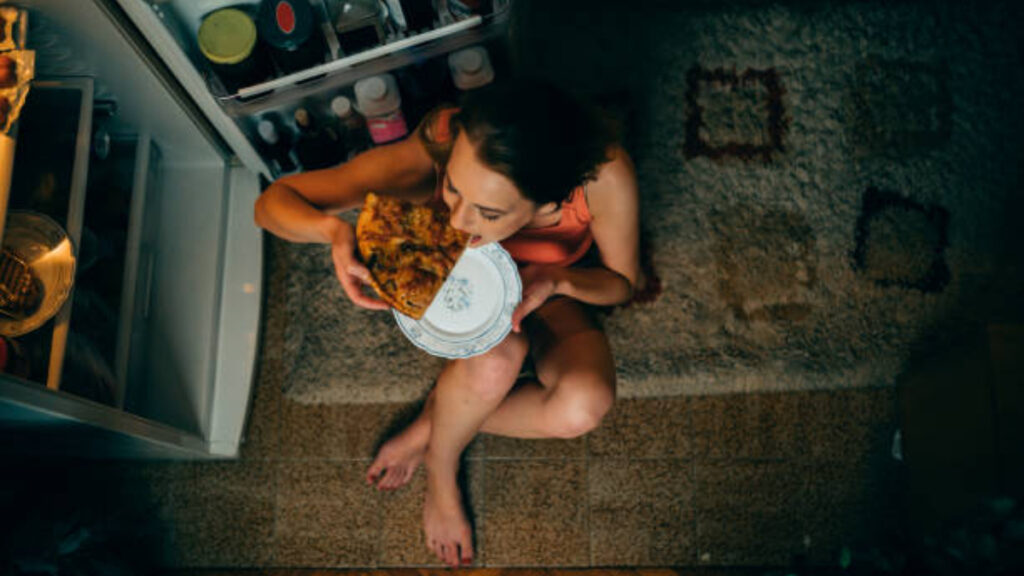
left=197, top=7, right=271, bottom=94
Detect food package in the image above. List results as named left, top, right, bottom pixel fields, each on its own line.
left=0, top=49, right=34, bottom=135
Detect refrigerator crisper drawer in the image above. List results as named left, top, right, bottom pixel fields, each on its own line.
left=0, top=0, right=262, bottom=459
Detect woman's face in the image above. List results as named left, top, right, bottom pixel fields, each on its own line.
left=442, top=132, right=544, bottom=247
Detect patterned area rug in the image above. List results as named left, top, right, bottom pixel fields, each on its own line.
left=277, top=1, right=1024, bottom=405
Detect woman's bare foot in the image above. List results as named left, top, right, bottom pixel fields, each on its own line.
left=366, top=397, right=433, bottom=491
left=423, top=475, right=473, bottom=567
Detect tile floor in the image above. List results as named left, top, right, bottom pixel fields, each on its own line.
left=1, top=238, right=908, bottom=572
left=132, top=377, right=904, bottom=569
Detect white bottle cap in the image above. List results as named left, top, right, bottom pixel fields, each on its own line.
left=361, top=76, right=387, bottom=101
left=331, top=95, right=352, bottom=118
left=448, top=46, right=494, bottom=90
left=257, top=119, right=279, bottom=144
left=354, top=74, right=402, bottom=117
left=453, top=49, right=483, bottom=73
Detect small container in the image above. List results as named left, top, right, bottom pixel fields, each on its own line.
left=328, top=0, right=386, bottom=55
left=331, top=94, right=373, bottom=157
left=257, top=0, right=327, bottom=75
left=354, top=74, right=408, bottom=144
left=448, top=46, right=494, bottom=91
left=197, top=8, right=270, bottom=93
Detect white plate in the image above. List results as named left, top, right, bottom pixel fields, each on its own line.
left=394, top=242, right=521, bottom=359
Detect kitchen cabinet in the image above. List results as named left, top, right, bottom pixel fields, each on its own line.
left=0, top=0, right=511, bottom=459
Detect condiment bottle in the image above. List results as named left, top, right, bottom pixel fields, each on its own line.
left=354, top=74, right=408, bottom=144
left=197, top=8, right=270, bottom=94
left=448, top=46, right=494, bottom=91
left=257, top=0, right=327, bottom=75
left=293, top=107, right=344, bottom=170
left=330, top=95, right=373, bottom=158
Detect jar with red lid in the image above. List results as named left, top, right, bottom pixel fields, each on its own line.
left=257, top=0, right=327, bottom=75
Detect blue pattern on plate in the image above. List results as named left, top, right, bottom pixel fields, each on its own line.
left=393, top=243, right=521, bottom=359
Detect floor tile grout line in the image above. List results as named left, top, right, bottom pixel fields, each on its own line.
left=585, top=434, right=593, bottom=567
left=691, top=403, right=700, bottom=567
left=479, top=450, right=487, bottom=567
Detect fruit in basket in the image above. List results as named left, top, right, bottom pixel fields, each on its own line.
left=0, top=55, right=15, bottom=88
left=0, top=97, right=10, bottom=126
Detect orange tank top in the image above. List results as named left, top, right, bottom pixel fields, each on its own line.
left=425, top=107, right=594, bottom=267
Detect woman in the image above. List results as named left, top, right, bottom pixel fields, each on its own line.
left=254, top=78, right=640, bottom=567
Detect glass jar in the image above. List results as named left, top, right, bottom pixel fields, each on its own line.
left=197, top=8, right=271, bottom=94
left=257, top=0, right=328, bottom=74
left=327, top=0, right=386, bottom=56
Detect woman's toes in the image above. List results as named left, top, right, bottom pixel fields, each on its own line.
left=365, top=463, right=384, bottom=486
left=442, top=543, right=457, bottom=567
left=388, top=467, right=406, bottom=489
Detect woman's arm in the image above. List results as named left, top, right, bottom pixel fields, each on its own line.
left=511, top=147, right=641, bottom=330
left=558, top=146, right=641, bottom=301
left=253, top=134, right=437, bottom=242
left=253, top=131, right=437, bottom=309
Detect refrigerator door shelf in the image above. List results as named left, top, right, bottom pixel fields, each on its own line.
left=227, top=15, right=483, bottom=104
left=222, top=11, right=509, bottom=118
left=115, top=0, right=511, bottom=179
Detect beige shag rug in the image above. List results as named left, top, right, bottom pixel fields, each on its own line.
left=274, top=1, right=1023, bottom=405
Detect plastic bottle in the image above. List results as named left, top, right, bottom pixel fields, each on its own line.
left=257, top=117, right=298, bottom=175
left=293, top=107, right=344, bottom=170
left=448, top=45, right=494, bottom=91
left=354, top=74, right=409, bottom=144
left=330, top=95, right=373, bottom=158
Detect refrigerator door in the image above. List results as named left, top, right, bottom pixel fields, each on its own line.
left=0, top=0, right=263, bottom=459
left=113, top=0, right=274, bottom=179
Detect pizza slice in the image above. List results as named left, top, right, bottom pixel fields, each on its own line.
left=356, top=192, right=469, bottom=319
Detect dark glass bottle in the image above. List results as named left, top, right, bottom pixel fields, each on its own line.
left=330, top=95, right=373, bottom=159
left=293, top=107, right=345, bottom=170
left=397, top=0, right=435, bottom=33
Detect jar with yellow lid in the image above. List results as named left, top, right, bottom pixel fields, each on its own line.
left=197, top=7, right=271, bottom=94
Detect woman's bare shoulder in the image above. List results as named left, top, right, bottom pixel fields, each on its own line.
left=586, top=145, right=638, bottom=215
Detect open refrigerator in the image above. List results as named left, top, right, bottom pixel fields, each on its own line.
left=0, top=0, right=511, bottom=459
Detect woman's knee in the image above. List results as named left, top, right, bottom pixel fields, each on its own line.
left=548, top=375, right=615, bottom=439
left=460, top=333, right=529, bottom=401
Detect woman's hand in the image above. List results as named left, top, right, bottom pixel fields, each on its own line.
left=511, top=264, right=562, bottom=333
left=328, top=218, right=391, bottom=311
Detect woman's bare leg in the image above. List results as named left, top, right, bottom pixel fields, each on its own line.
left=366, top=299, right=615, bottom=489
left=366, top=298, right=616, bottom=567
left=421, top=332, right=529, bottom=567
